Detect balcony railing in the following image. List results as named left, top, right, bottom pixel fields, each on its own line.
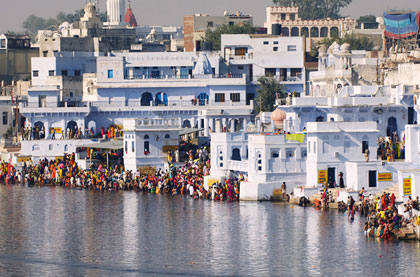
left=124, top=74, right=244, bottom=80
left=249, top=74, right=303, bottom=83
left=21, top=101, right=88, bottom=108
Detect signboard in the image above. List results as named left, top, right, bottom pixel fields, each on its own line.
left=207, top=179, right=220, bottom=188
left=50, top=128, right=62, bottom=134
left=318, top=170, right=327, bottom=183
left=162, top=145, right=178, bottom=152
left=17, top=156, right=31, bottom=163
left=403, top=178, right=412, bottom=196
left=378, top=172, right=393, bottom=182
left=138, top=166, right=156, bottom=175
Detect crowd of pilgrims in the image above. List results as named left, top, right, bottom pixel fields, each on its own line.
left=20, top=125, right=123, bottom=140
left=376, top=132, right=405, bottom=162
left=0, top=149, right=241, bottom=201
left=335, top=187, right=420, bottom=240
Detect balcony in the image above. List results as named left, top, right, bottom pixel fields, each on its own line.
left=124, top=74, right=245, bottom=81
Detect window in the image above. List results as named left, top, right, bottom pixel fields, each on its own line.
left=362, top=140, right=369, bottom=153
left=48, top=70, right=55, bottom=76
left=257, top=153, right=262, bottom=171
left=273, top=41, right=279, bottom=45
left=107, top=69, right=114, bottom=79
left=0, top=39, right=5, bottom=48
left=230, top=93, right=240, bottom=102
left=144, top=135, right=149, bottom=140
left=273, top=47, right=278, bottom=51
left=2, top=112, right=7, bottom=125
left=144, top=141, right=150, bottom=153
left=32, top=70, right=39, bottom=77
left=61, top=70, right=68, bottom=76
left=263, top=41, right=269, bottom=45
left=74, top=70, right=81, bottom=76
left=272, top=151, right=279, bottom=158
left=229, top=21, right=234, bottom=26
left=281, top=13, right=286, bottom=20
left=125, top=141, right=128, bottom=152
left=287, top=45, right=297, bottom=51
left=215, top=93, right=225, bottom=102
left=234, top=47, right=248, bottom=56
left=265, top=68, right=276, bottom=77
left=132, top=141, right=135, bottom=152
left=49, top=144, right=53, bottom=151
left=238, top=65, right=244, bottom=70
left=301, top=148, right=307, bottom=158
left=290, top=14, right=296, bottom=20
left=164, top=134, right=170, bottom=139
left=207, top=21, right=214, bottom=28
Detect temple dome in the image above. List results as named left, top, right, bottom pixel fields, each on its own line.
left=125, top=7, right=138, bottom=27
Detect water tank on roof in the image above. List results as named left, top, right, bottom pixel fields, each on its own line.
left=272, top=24, right=282, bottom=35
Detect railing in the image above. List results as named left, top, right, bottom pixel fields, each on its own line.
left=124, top=74, right=244, bottom=80
left=90, top=99, right=250, bottom=108
left=21, top=101, right=88, bottom=108
left=249, top=74, right=303, bottom=83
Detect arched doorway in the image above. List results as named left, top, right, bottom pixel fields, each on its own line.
left=301, top=27, right=309, bottom=37
left=282, top=27, right=289, bottom=36
left=88, top=120, right=96, bottom=137
left=67, top=121, right=78, bottom=139
left=231, top=148, right=241, bottom=161
left=34, top=121, right=45, bottom=139
left=197, top=92, right=209, bottom=106
left=141, top=92, right=153, bottom=106
left=316, top=116, right=324, bottom=122
left=330, top=27, right=339, bottom=37
left=291, top=27, right=299, bottom=37
left=387, top=116, right=397, bottom=136
left=182, top=120, right=191, bottom=128
left=320, top=27, right=329, bottom=37
left=155, top=92, right=168, bottom=106
left=310, top=27, right=319, bottom=37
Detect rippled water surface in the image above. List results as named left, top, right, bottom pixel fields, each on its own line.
left=0, top=185, right=420, bottom=276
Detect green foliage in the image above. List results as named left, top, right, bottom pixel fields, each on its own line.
left=22, top=9, right=107, bottom=40
left=4, top=125, right=14, bottom=139
left=255, top=77, right=286, bottom=113
left=317, top=33, right=374, bottom=52
left=204, top=23, right=254, bottom=51
left=272, top=0, right=352, bottom=20
left=357, top=15, right=377, bottom=23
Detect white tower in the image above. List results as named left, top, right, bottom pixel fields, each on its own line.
left=105, top=0, right=126, bottom=27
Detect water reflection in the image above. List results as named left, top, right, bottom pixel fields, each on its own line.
left=0, top=186, right=419, bottom=276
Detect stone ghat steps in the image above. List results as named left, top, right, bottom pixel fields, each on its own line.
left=395, top=227, right=417, bottom=240
left=373, top=183, right=400, bottom=199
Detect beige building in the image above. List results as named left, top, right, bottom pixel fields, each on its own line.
left=265, top=6, right=356, bottom=52
left=0, top=34, right=39, bottom=82
left=184, top=12, right=253, bottom=52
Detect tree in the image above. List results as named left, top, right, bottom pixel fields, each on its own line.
left=255, top=77, right=286, bottom=114
left=357, top=15, right=376, bottom=23
left=316, top=33, right=374, bottom=52
left=272, top=0, right=352, bottom=20
left=204, top=23, right=254, bottom=51
left=22, top=9, right=107, bottom=40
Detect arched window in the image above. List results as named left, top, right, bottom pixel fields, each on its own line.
left=286, top=149, right=295, bottom=158
left=330, top=27, right=339, bottom=37
left=291, top=27, right=299, bottom=37
left=231, top=148, right=241, bottom=161
left=387, top=116, right=398, bottom=136
left=282, top=27, right=289, bottom=36
left=301, top=27, right=309, bottom=37
left=316, top=116, right=324, bottom=122
left=182, top=120, right=191, bottom=128
left=257, top=152, right=262, bottom=171
left=144, top=135, right=149, bottom=140
left=197, top=93, right=209, bottom=106
left=155, top=92, right=168, bottom=106
left=164, top=134, right=170, bottom=139
left=219, top=150, right=224, bottom=167
left=310, top=27, right=319, bottom=37
left=301, top=149, right=307, bottom=158
left=320, top=27, right=328, bottom=37
left=140, top=92, right=153, bottom=106
left=271, top=151, right=280, bottom=158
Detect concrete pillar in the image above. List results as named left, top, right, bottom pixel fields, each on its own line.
left=204, top=117, right=209, bottom=137
left=224, top=118, right=228, bottom=132
left=230, top=119, right=235, bottom=133
left=243, top=118, right=248, bottom=132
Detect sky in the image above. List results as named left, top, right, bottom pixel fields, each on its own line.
left=0, top=0, right=419, bottom=33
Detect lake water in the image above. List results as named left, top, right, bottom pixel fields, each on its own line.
left=0, top=185, right=419, bottom=276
